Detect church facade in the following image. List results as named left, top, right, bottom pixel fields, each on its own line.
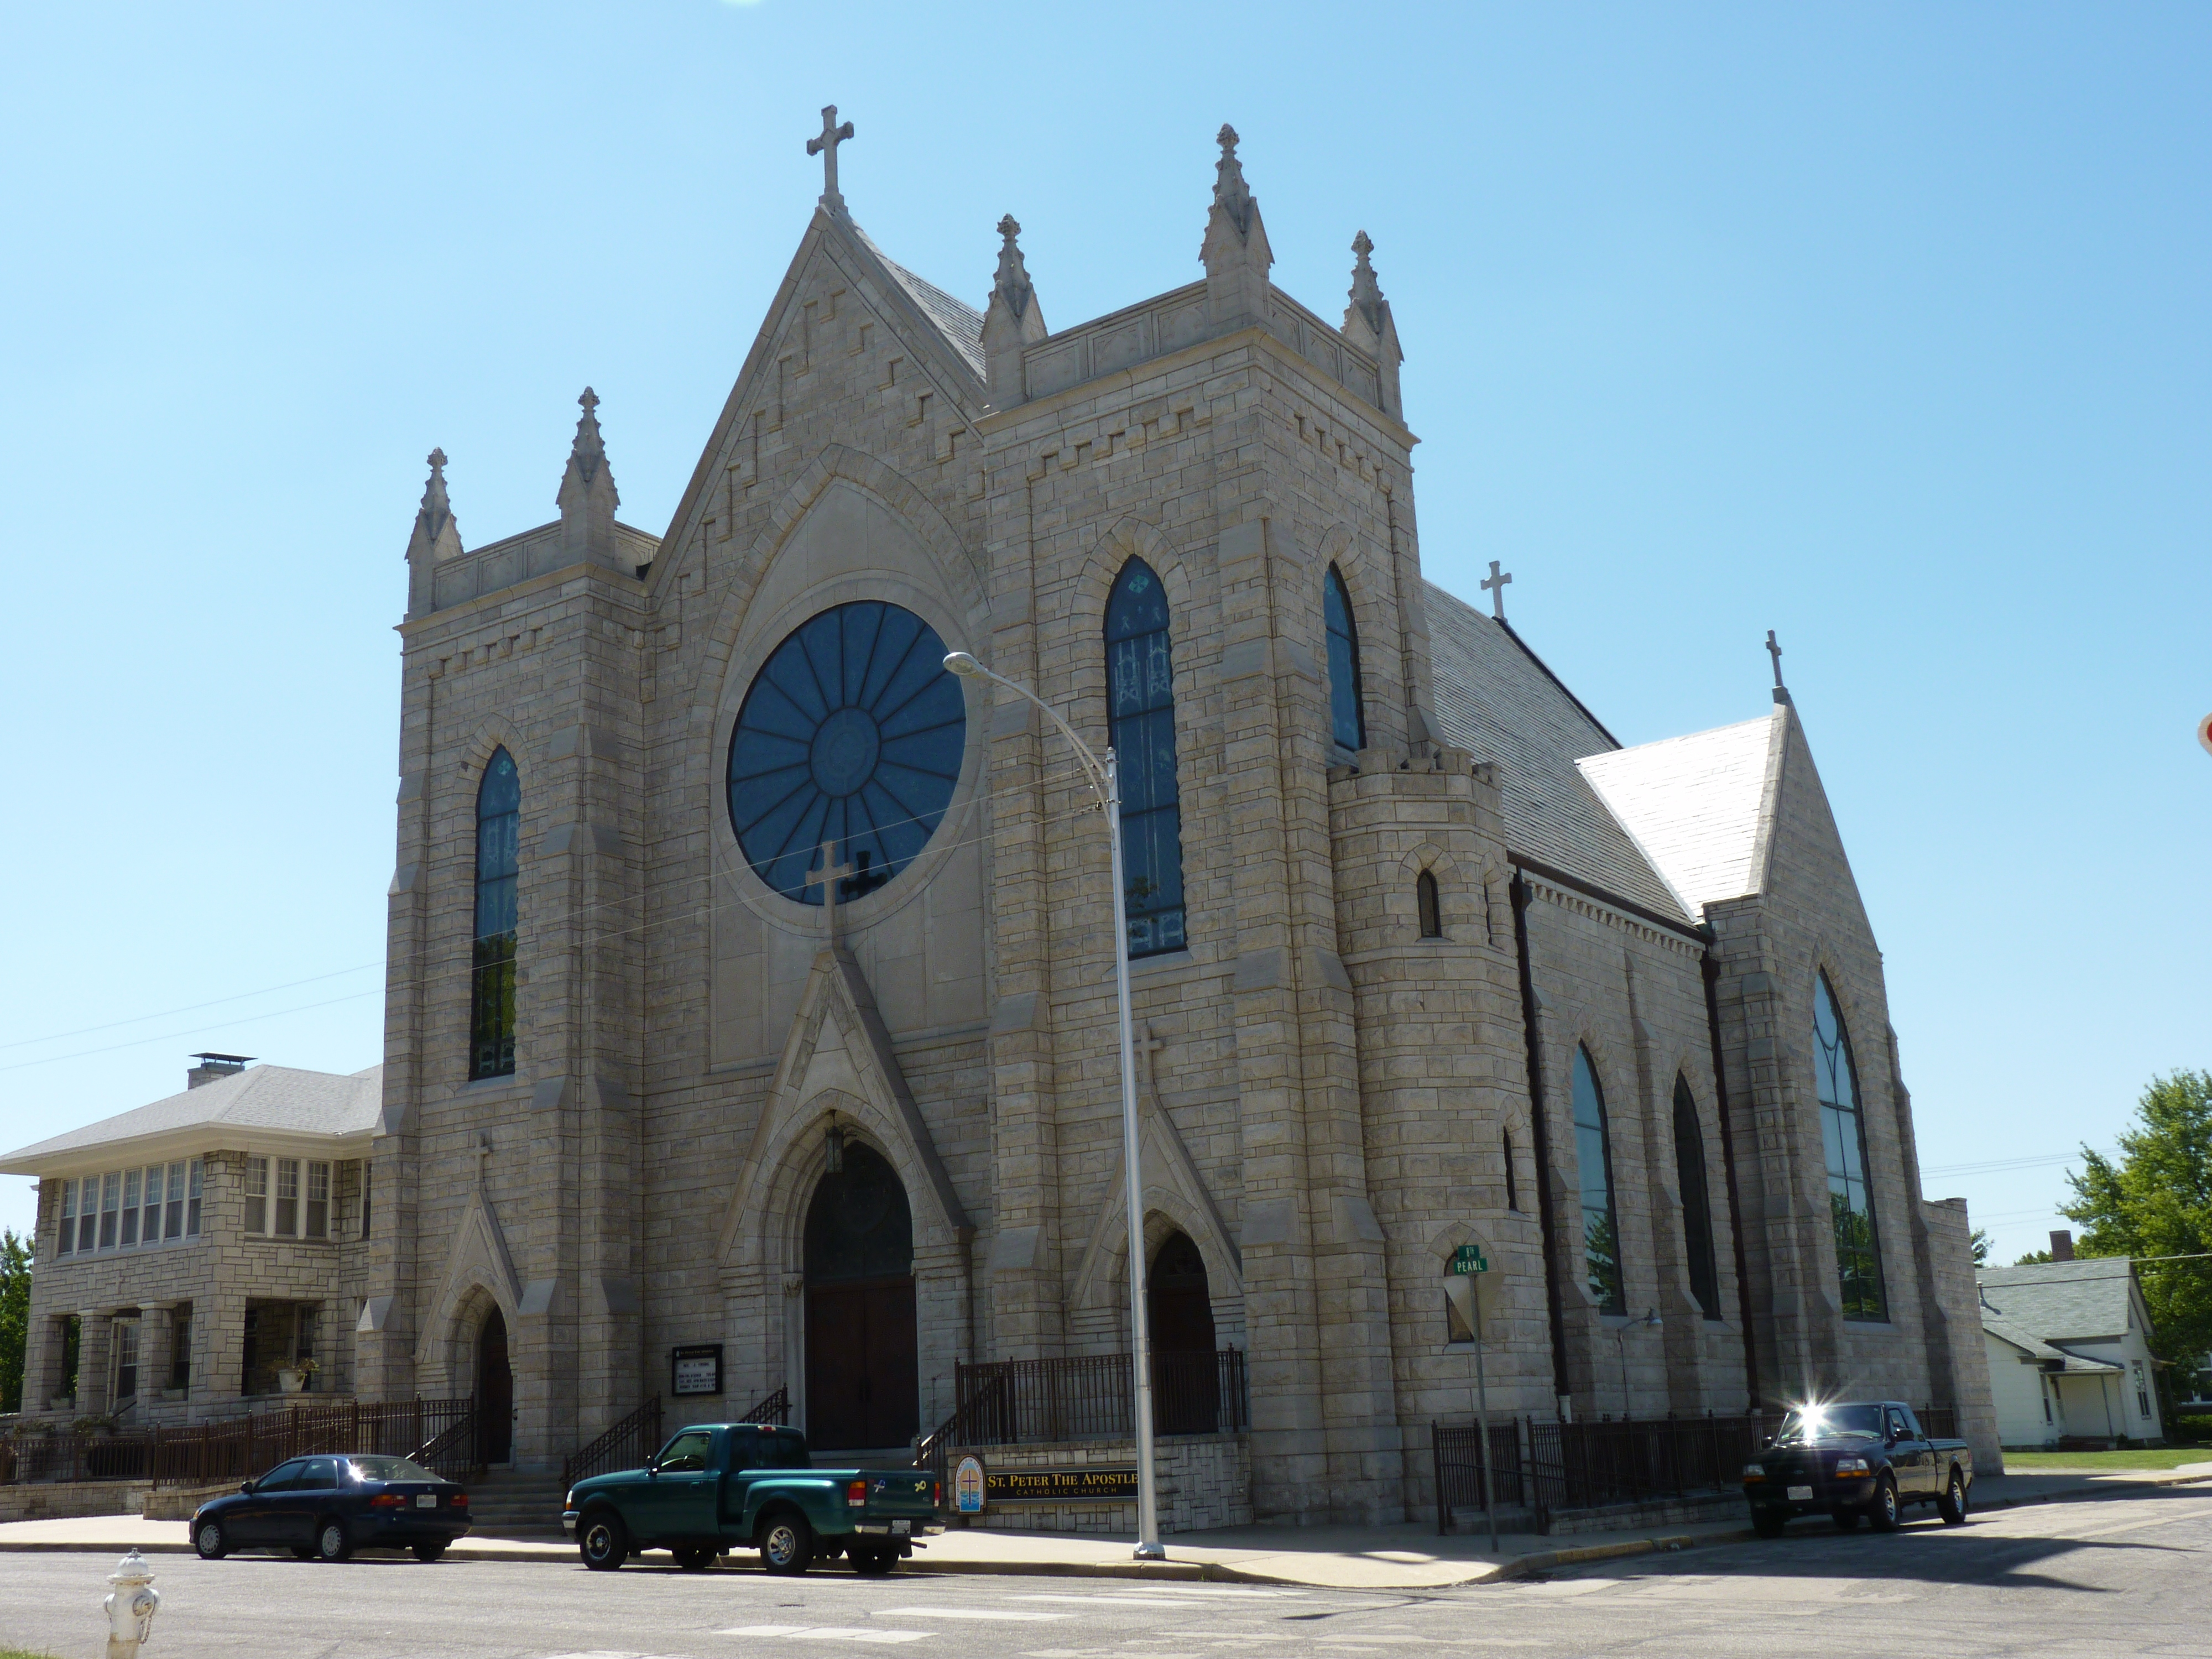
left=363, top=118, right=1996, bottom=1524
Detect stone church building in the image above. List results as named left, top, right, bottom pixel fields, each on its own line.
left=363, top=116, right=1996, bottom=1523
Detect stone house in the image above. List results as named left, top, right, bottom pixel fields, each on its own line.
left=1979, top=1252, right=2167, bottom=1449
left=3, top=1057, right=379, bottom=1425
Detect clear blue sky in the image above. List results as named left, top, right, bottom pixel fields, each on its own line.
left=2, top=3, right=2205, bottom=1270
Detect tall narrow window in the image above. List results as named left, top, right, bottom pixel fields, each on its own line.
left=113, top=1321, right=138, bottom=1401
left=1813, top=971, right=1886, bottom=1321
left=164, top=1162, right=185, bottom=1241
left=98, top=1173, right=119, bottom=1250
left=57, top=1180, right=75, bottom=1254
left=171, top=1307, right=193, bottom=1391
left=244, top=1157, right=269, bottom=1235
left=1417, top=869, right=1442, bottom=938
left=469, top=747, right=521, bottom=1079
left=361, top=1163, right=372, bottom=1240
left=185, top=1159, right=203, bottom=1238
left=121, top=1170, right=140, bottom=1246
left=1323, top=564, right=1365, bottom=751
left=1672, top=1076, right=1721, bottom=1319
left=1503, top=1128, right=1520, bottom=1212
left=78, top=1183, right=98, bottom=1254
left=1105, top=560, right=1185, bottom=957
left=140, top=1166, right=162, bottom=1246
left=275, top=1159, right=300, bottom=1237
left=1571, top=1047, right=1625, bottom=1313
left=306, top=1161, right=330, bottom=1240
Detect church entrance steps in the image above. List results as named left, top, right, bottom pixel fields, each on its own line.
left=464, top=1467, right=570, bottom=1538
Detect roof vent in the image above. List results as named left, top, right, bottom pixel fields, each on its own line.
left=2049, top=1228, right=2075, bottom=1262
left=188, top=1053, right=253, bottom=1090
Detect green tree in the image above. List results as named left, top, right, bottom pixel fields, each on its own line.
left=0, top=1229, right=30, bottom=1413
left=2063, top=1069, right=2212, bottom=1378
left=1970, top=1228, right=1993, bottom=1267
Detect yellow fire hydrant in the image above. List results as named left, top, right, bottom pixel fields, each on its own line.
left=103, top=1548, right=161, bottom=1658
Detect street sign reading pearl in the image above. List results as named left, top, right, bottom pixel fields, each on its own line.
left=1450, top=1245, right=1490, bottom=1276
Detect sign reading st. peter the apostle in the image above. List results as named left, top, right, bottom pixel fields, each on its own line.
left=988, top=1465, right=1140, bottom=1503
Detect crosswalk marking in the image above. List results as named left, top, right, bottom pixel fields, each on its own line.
left=873, top=1606, right=1073, bottom=1621
left=1009, top=1592, right=1298, bottom=1607
left=716, top=1627, right=931, bottom=1645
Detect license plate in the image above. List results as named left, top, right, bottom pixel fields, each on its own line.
left=1786, top=1485, right=1813, bottom=1501
left=416, top=1494, right=438, bottom=1509
left=891, top=1519, right=911, bottom=1535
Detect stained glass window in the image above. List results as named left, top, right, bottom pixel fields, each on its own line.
left=469, top=747, right=520, bottom=1079
left=1814, top=971, right=1886, bottom=1320
left=1105, top=560, right=1186, bottom=958
left=1571, top=1046, right=1625, bottom=1313
left=1673, top=1075, right=1721, bottom=1319
left=728, top=601, right=966, bottom=905
left=1323, top=564, right=1365, bottom=751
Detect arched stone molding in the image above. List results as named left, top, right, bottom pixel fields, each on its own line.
left=455, top=722, right=533, bottom=792
left=1067, top=1093, right=1243, bottom=1321
left=1425, top=1220, right=1505, bottom=1327
left=414, top=1176, right=523, bottom=1390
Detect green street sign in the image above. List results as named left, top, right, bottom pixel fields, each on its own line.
left=1449, top=1245, right=1489, bottom=1276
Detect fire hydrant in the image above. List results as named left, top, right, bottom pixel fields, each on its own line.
left=102, top=1548, right=161, bottom=1658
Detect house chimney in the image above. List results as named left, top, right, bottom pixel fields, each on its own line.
left=188, top=1053, right=252, bottom=1090
left=2049, top=1229, right=2075, bottom=1262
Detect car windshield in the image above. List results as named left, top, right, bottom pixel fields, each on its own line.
left=1775, top=1405, right=1884, bottom=1443
left=346, top=1457, right=439, bottom=1483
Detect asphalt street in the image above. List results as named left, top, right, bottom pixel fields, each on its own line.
left=4, top=1487, right=2208, bottom=1658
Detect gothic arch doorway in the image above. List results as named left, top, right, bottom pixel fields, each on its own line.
left=804, top=1141, right=918, bottom=1451
left=476, top=1307, right=513, bottom=1464
left=1147, top=1229, right=1218, bottom=1435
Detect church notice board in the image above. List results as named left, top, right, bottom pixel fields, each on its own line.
left=671, top=1344, right=723, bottom=1397
left=963, top=1459, right=1139, bottom=1506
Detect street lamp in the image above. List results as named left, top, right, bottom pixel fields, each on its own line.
left=943, top=649, right=1165, bottom=1562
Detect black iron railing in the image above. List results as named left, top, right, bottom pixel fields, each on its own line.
left=561, top=1396, right=662, bottom=1489
left=738, top=1387, right=791, bottom=1426
left=0, top=1399, right=478, bottom=1489
left=1432, top=1419, right=1525, bottom=1535
left=946, top=1349, right=1249, bottom=1448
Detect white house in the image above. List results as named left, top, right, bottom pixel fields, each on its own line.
left=1979, top=1252, right=2164, bottom=1450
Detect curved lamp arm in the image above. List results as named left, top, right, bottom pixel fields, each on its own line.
left=943, top=651, right=1111, bottom=810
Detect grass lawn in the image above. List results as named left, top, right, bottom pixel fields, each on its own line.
left=2002, top=1447, right=2212, bottom=1472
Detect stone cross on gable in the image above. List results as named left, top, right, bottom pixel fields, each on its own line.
left=1481, top=560, right=1512, bottom=620
left=807, top=106, right=855, bottom=205
left=805, top=840, right=857, bottom=943
left=1766, top=629, right=1785, bottom=688
left=1136, top=1022, right=1166, bottom=1109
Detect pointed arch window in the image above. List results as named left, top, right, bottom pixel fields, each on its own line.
left=1672, top=1075, right=1721, bottom=1319
left=1105, top=559, right=1185, bottom=958
left=1416, top=869, right=1442, bottom=938
left=1323, top=564, right=1365, bottom=752
left=468, top=748, right=520, bottom=1080
left=1814, top=972, right=1886, bottom=1320
left=1571, top=1046, right=1625, bottom=1314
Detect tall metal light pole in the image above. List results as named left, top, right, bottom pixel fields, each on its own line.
left=944, top=650, right=1165, bottom=1561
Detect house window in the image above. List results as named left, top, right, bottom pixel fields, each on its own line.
left=140, top=1166, right=163, bottom=1246
left=1323, top=563, right=1365, bottom=751
left=121, top=1169, right=141, bottom=1246
left=57, top=1180, right=75, bottom=1255
left=2042, top=1378, right=2053, bottom=1423
left=469, top=747, right=521, bottom=1079
left=98, top=1172, right=120, bottom=1250
left=244, top=1157, right=269, bottom=1235
left=186, top=1159, right=202, bottom=1238
left=306, top=1161, right=330, bottom=1240
left=1417, top=869, right=1442, bottom=938
left=1104, top=559, right=1185, bottom=958
left=164, top=1162, right=186, bottom=1241
left=78, top=1182, right=97, bottom=1254
left=2135, top=1361, right=2151, bottom=1419
left=1813, top=971, right=1887, bottom=1321
left=275, top=1159, right=300, bottom=1237
left=1571, top=1046, right=1625, bottom=1314
left=171, top=1306, right=193, bottom=1391
left=1503, top=1128, right=1520, bottom=1213
left=1672, top=1076, right=1722, bottom=1319
left=112, top=1320, right=139, bottom=1401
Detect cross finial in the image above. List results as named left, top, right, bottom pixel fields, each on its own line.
left=807, top=105, right=855, bottom=206
left=1766, top=629, right=1785, bottom=688
left=1481, top=560, right=1513, bottom=620
left=804, top=839, right=858, bottom=943
left=427, top=447, right=447, bottom=473
left=578, top=387, right=598, bottom=415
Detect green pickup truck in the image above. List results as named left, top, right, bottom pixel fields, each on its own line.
left=562, top=1422, right=942, bottom=1575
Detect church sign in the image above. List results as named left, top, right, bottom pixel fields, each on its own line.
left=985, top=1465, right=1140, bottom=1504
left=670, top=1344, right=723, bottom=1397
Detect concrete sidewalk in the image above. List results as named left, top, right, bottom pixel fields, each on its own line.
left=2, top=1465, right=2205, bottom=1591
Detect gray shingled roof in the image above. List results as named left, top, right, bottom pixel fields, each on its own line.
left=1977, top=1258, right=2145, bottom=1346
left=851, top=225, right=987, bottom=378
left=1983, top=1316, right=2121, bottom=1374
left=1423, top=582, right=1689, bottom=923
left=1578, top=712, right=1782, bottom=913
left=0, top=1064, right=383, bottom=1168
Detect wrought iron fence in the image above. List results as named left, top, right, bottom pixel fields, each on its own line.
left=561, top=1396, right=664, bottom=1489
left=738, top=1387, right=791, bottom=1426
left=0, top=1399, right=478, bottom=1489
left=1431, top=1419, right=1525, bottom=1535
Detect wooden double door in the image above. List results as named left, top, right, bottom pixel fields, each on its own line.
left=804, top=1276, right=917, bottom=1452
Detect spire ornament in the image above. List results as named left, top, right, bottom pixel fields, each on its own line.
left=404, top=447, right=463, bottom=616
left=1210, top=124, right=1255, bottom=238
left=557, top=386, right=622, bottom=568
left=1200, top=122, right=1274, bottom=332
left=1339, top=230, right=1405, bottom=419
left=982, top=213, right=1049, bottom=410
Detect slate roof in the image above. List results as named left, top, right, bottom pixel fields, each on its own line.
left=1578, top=712, right=1783, bottom=913
left=1983, top=1316, right=2122, bottom=1374
left=1977, top=1258, right=2145, bottom=1347
left=851, top=225, right=987, bottom=378
left=1422, top=582, right=1691, bottom=924
left=0, top=1064, right=384, bottom=1170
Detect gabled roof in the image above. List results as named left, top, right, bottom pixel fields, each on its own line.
left=851, top=225, right=985, bottom=377
left=1577, top=709, right=1786, bottom=914
left=0, top=1064, right=384, bottom=1172
left=1423, top=582, right=1689, bottom=924
left=1977, top=1257, right=2148, bottom=1347
left=1983, top=1317, right=2123, bottom=1374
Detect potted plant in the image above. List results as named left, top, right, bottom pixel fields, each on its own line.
left=276, top=1355, right=319, bottom=1394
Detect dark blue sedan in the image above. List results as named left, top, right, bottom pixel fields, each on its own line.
left=190, top=1454, right=471, bottom=1563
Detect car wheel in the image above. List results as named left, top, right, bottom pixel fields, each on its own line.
left=316, top=1517, right=354, bottom=1562
left=673, top=1545, right=716, bottom=1571
left=1937, top=1469, right=1969, bottom=1526
left=1831, top=1508, right=1860, bottom=1532
left=849, top=1543, right=897, bottom=1576
left=1751, top=1508, right=1786, bottom=1540
left=194, top=1520, right=229, bottom=1561
left=759, top=1511, right=815, bottom=1576
left=578, top=1510, right=628, bottom=1573
left=1867, top=1475, right=1901, bottom=1533
left=413, top=1541, right=448, bottom=1562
